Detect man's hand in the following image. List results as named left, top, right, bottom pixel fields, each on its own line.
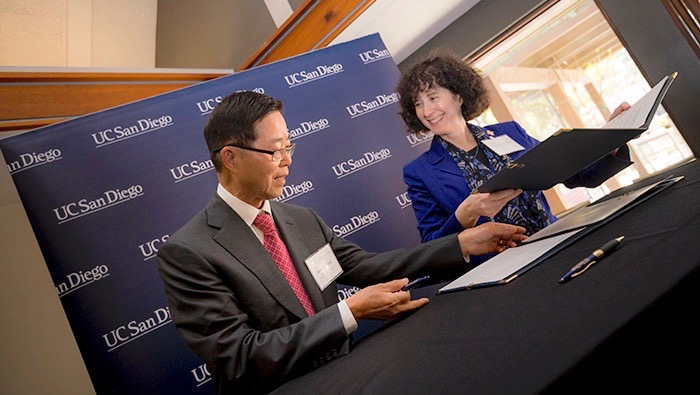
left=345, top=278, right=429, bottom=321
left=455, top=189, right=523, bottom=228
left=457, top=222, right=527, bottom=256
left=607, top=101, right=633, bottom=156
left=609, top=102, right=631, bottom=121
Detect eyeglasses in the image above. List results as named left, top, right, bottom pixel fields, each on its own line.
left=213, top=143, right=295, bottom=162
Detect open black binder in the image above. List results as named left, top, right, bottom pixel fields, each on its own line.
left=476, top=72, right=677, bottom=193
left=521, top=174, right=684, bottom=244
left=436, top=174, right=684, bottom=294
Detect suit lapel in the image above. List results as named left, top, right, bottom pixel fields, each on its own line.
left=207, top=196, right=308, bottom=318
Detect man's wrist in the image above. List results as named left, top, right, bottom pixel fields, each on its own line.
left=457, top=233, right=470, bottom=264
left=338, top=300, right=358, bottom=334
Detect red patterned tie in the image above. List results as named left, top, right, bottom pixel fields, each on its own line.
left=254, top=211, right=315, bottom=316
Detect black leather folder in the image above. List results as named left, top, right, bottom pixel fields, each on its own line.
left=475, top=72, right=677, bottom=193
left=475, top=127, right=643, bottom=193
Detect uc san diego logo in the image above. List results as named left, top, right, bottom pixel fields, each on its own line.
left=195, top=88, right=265, bottom=115
left=56, top=264, right=110, bottom=297
left=358, top=48, right=391, bottom=64
left=395, top=191, right=412, bottom=209
left=102, top=307, right=172, bottom=352
left=91, top=115, right=174, bottom=148
left=406, top=131, right=434, bottom=147
left=6, top=148, right=63, bottom=175
left=191, top=363, right=212, bottom=387
left=331, top=148, right=392, bottom=179
left=195, top=96, right=223, bottom=115
left=284, top=63, right=344, bottom=88
left=289, top=118, right=330, bottom=140
left=52, top=184, right=145, bottom=224
left=332, top=210, right=381, bottom=237
left=337, top=286, right=360, bottom=301
left=169, top=158, right=215, bottom=183
left=273, top=180, right=314, bottom=203
left=138, top=234, right=170, bottom=261
left=345, top=92, right=400, bottom=118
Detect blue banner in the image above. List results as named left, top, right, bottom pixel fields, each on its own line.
left=0, top=34, right=433, bottom=393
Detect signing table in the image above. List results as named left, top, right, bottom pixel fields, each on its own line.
left=272, top=159, right=700, bottom=395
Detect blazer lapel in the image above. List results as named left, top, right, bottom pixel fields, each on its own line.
left=425, top=138, right=473, bottom=209
left=428, top=137, right=462, bottom=176
left=207, top=196, right=308, bottom=319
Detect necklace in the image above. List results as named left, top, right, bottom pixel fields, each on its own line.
left=469, top=142, right=479, bottom=157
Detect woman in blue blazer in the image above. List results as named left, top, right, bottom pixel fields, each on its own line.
left=397, top=53, right=633, bottom=265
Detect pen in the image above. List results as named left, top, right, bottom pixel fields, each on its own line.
left=558, top=236, right=624, bottom=284
left=401, top=275, right=430, bottom=291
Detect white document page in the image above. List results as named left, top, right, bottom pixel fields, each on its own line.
left=438, top=229, right=583, bottom=293
left=602, top=74, right=671, bottom=129
left=523, top=181, right=661, bottom=244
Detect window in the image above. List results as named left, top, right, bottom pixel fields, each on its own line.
left=469, top=0, right=695, bottom=213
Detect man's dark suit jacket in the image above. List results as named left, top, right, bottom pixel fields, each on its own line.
left=156, top=195, right=468, bottom=394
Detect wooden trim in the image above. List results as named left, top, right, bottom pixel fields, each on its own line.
left=0, top=71, right=227, bottom=83
left=0, top=118, right=70, bottom=133
left=660, top=0, right=700, bottom=59
left=2, top=0, right=377, bottom=133
left=465, top=0, right=558, bottom=63
left=1, top=83, right=192, bottom=118
left=240, top=0, right=375, bottom=70
left=0, top=71, right=228, bottom=133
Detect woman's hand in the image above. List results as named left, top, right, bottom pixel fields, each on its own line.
left=455, top=189, right=523, bottom=228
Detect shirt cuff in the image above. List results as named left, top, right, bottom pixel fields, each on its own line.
left=338, top=300, right=358, bottom=334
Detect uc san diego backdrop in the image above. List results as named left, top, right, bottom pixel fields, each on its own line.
left=0, top=34, right=435, bottom=394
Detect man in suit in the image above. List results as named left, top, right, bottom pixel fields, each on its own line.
left=156, top=91, right=527, bottom=394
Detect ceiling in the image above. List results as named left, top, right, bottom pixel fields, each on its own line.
left=329, top=0, right=480, bottom=64
left=329, top=0, right=622, bottom=71
left=473, top=0, right=622, bottom=72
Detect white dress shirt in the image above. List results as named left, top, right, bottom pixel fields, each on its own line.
left=216, top=184, right=358, bottom=334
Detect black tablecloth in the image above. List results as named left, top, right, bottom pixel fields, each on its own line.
left=273, top=159, right=700, bottom=395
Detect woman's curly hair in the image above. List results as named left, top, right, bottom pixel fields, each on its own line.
left=396, top=50, right=490, bottom=134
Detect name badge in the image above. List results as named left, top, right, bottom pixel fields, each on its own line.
left=481, top=135, right=525, bottom=156
left=305, top=243, right=342, bottom=291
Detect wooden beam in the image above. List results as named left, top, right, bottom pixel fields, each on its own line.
left=0, top=71, right=228, bottom=133
left=0, top=71, right=227, bottom=83
left=482, top=74, right=518, bottom=122
left=240, top=0, right=375, bottom=70
left=545, top=83, right=585, bottom=128
left=1, top=0, right=375, bottom=133
left=0, top=119, right=69, bottom=133
left=1, top=84, right=194, bottom=119
left=584, top=81, right=611, bottom=120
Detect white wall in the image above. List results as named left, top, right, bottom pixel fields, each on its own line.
left=0, top=150, right=96, bottom=395
left=0, top=0, right=157, bottom=67
left=0, top=1, right=157, bottom=393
